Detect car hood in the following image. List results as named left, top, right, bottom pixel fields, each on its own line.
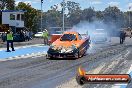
left=52, top=40, right=80, bottom=48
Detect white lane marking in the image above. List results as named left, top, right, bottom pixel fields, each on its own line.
left=127, top=64, right=132, bottom=74
left=113, top=50, right=130, bottom=87
left=112, top=83, right=129, bottom=88
left=114, top=84, right=127, bottom=86
left=124, top=50, right=130, bottom=58
left=0, top=52, right=46, bottom=62
left=116, top=64, right=132, bottom=88
left=112, top=86, right=121, bottom=88
left=118, top=50, right=131, bottom=88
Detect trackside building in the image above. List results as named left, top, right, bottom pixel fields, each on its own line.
left=0, top=10, right=26, bottom=33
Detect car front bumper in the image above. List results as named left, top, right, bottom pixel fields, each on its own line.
left=47, top=48, right=78, bottom=58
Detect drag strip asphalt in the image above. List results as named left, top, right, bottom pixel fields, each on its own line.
left=0, top=37, right=132, bottom=88
left=0, top=43, right=127, bottom=88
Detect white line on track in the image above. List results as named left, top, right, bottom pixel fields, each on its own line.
left=112, top=50, right=130, bottom=88
left=0, top=52, right=46, bottom=62
left=124, top=50, right=130, bottom=58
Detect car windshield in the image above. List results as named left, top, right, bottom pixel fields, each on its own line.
left=60, top=34, right=76, bottom=41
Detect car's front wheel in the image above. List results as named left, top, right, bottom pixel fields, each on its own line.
left=75, top=49, right=83, bottom=59
left=46, top=54, right=53, bottom=59
left=74, top=51, right=80, bottom=59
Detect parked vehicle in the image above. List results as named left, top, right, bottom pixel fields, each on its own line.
left=34, top=32, right=43, bottom=38
left=91, top=29, right=108, bottom=43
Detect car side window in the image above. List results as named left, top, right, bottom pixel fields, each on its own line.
left=78, top=34, right=82, bottom=40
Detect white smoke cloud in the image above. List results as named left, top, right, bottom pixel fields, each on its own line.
left=70, top=21, right=118, bottom=38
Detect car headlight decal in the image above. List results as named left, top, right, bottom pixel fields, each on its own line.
left=50, top=44, right=54, bottom=49
left=50, top=44, right=77, bottom=53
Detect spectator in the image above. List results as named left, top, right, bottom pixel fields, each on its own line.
left=29, top=31, right=33, bottom=40
left=120, top=30, right=126, bottom=44
left=25, top=31, right=30, bottom=41
left=6, top=30, right=15, bottom=52
left=42, top=29, right=49, bottom=45
left=20, top=30, right=25, bottom=41
left=1, top=32, right=6, bottom=42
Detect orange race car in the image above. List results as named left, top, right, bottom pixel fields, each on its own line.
left=47, top=31, right=90, bottom=59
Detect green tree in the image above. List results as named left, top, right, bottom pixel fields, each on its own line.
left=81, top=7, right=96, bottom=22
left=64, top=1, right=81, bottom=26
left=124, top=11, right=132, bottom=27
left=96, top=11, right=104, bottom=21
left=68, top=9, right=81, bottom=26
left=45, top=10, right=62, bottom=27
left=65, top=1, right=81, bottom=14
left=16, top=2, right=40, bottom=32
left=49, top=1, right=81, bottom=27
left=103, top=6, right=122, bottom=26
left=0, top=0, right=15, bottom=10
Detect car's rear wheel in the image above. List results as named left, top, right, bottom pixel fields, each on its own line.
left=83, top=46, right=88, bottom=56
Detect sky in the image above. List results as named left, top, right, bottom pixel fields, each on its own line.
left=15, top=0, right=132, bottom=12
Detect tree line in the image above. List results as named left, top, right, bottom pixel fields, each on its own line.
left=0, top=0, right=132, bottom=33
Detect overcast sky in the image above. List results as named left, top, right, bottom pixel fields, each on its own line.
left=15, top=0, right=132, bottom=12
